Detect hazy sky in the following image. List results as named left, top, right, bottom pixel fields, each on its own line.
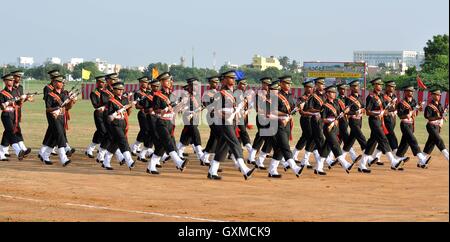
left=1, top=0, right=448, bottom=68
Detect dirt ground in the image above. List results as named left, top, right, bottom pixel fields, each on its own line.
left=0, top=147, right=448, bottom=222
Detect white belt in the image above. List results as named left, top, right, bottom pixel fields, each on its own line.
left=221, top=108, right=234, bottom=113
left=3, top=107, right=15, bottom=112
left=428, top=120, right=443, bottom=126
left=401, top=119, right=414, bottom=124
left=158, top=113, right=174, bottom=119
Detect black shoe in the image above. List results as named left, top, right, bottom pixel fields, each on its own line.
left=5, top=154, right=11, bottom=157
left=163, top=156, right=170, bottom=163
left=207, top=173, right=222, bottom=180
left=296, top=165, right=305, bottom=178
left=138, top=157, right=148, bottom=163
left=1, top=158, right=9, bottom=161
left=66, top=148, right=76, bottom=157
left=425, top=157, right=432, bottom=166
left=101, top=164, right=114, bottom=170
left=18, top=150, right=25, bottom=161
left=51, top=152, right=58, bottom=156
left=96, top=159, right=102, bottom=164
left=178, top=159, right=189, bottom=172
left=129, top=161, right=136, bottom=170
left=295, top=160, right=302, bottom=165
left=283, top=165, right=291, bottom=172
left=306, top=165, right=313, bottom=169
left=119, top=159, right=126, bottom=166
left=218, top=168, right=223, bottom=173
left=131, top=152, right=138, bottom=157
left=402, top=157, right=411, bottom=163
left=394, top=159, right=405, bottom=169
left=314, top=170, right=327, bottom=176
left=268, top=173, right=282, bottom=178
left=255, top=164, right=267, bottom=170
left=354, top=155, right=362, bottom=164
left=368, top=158, right=378, bottom=167
left=38, top=154, right=43, bottom=162
left=62, top=160, right=72, bottom=167
left=156, top=164, right=163, bottom=168
left=85, top=151, right=94, bottom=159
left=24, top=148, right=32, bottom=157
left=328, top=159, right=339, bottom=170
left=246, top=159, right=256, bottom=165
left=376, top=161, right=384, bottom=166
left=358, top=168, right=371, bottom=173
left=43, top=160, right=53, bottom=165
left=146, top=169, right=159, bottom=175
left=183, top=153, right=189, bottom=157
left=345, top=162, right=356, bottom=174
left=244, top=167, right=256, bottom=180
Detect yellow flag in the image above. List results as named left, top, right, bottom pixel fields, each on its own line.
left=82, top=69, right=91, bottom=80
left=152, top=67, right=159, bottom=79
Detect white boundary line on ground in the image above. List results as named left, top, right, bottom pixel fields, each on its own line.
left=0, top=194, right=227, bottom=222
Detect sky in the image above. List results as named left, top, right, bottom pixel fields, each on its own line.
left=1, top=0, right=449, bottom=68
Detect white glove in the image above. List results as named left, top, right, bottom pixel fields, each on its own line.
left=21, top=95, right=27, bottom=100
left=97, top=106, right=105, bottom=112
left=52, top=108, right=61, bottom=117
left=4, top=101, right=10, bottom=107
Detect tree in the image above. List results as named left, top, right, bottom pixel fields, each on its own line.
left=72, top=62, right=102, bottom=81
left=278, top=56, right=290, bottom=71
left=119, top=69, right=143, bottom=82
left=422, top=34, right=449, bottom=73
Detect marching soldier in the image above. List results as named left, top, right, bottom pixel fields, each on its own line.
left=304, top=77, right=327, bottom=173
left=266, top=76, right=304, bottom=178
left=131, top=76, right=153, bottom=159
left=130, top=76, right=151, bottom=156
left=177, top=78, right=205, bottom=162
left=145, top=79, right=166, bottom=170
left=97, top=73, right=125, bottom=165
left=207, top=70, right=256, bottom=180
left=248, top=77, right=273, bottom=169
left=147, top=72, right=188, bottom=175
left=200, top=76, right=221, bottom=166
left=0, top=74, right=30, bottom=161
left=359, top=78, right=404, bottom=173
left=292, top=80, right=315, bottom=169
left=423, top=89, right=449, bottom=162
left=234, top=78, right=253, bottom=156
left=101, top=82, right=136, bottom=170
left=85, top=75, right=107, bottom=158
left=317, top=86, right=355, bottom=175
left=40, top=75, right=77, bottom=166
left=395, top=86, right=431, bottom=168
left=336, top=83, right=350, bottom=146
left=342, top=80, right=366, bottom=163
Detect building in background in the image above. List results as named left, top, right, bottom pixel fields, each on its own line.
left=46, top=57, right=62, bottom=65
left=17, top=57, right=34, bottom=67
left=251, top=55, right=283, bottom=71
left=353, top=50, right=425, bottom=71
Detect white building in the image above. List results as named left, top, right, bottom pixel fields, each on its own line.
left=94, top=58, right=121, bottom=74
left=353, top=51, right=425, bottom=70
left=18, top=57, right=34, bottom=67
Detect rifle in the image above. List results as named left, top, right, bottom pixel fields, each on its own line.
left=226, top=98, right=248, bottom=124
left=2, top=92, right=42, bottom=107
left=50, top=91, right=80, bottom=118
left=108, top=97, right=142, bottom=122
left=327, top=102, right=358, bottom=132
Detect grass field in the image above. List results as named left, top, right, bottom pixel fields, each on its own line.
left=0, top=81, right=448, bottom=222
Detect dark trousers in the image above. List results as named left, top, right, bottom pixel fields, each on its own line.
left=204, top=124, right=218, bottom=153
left=311, top=116, right=325, bottom=154
left=136, top=111, right=148, bottom=143
left=180, top=125, right=202, bottom=146
left=237, top=124, right=251, bottom=145
left=272, top=124, right=293, bottom=161
left=1, top=113, right=21, bottom=146
left=343, top=118, right=367, bottom=152
left=365, top=117, right=392, bottom=155
left=213, top=125, right=244, bottom=162
left=320, top=125, right=343, bottom=158
left=147, top=115, right=161, bottom=154
left=100, top=113, right=112, bottom=150
left=424, top=124, right=446, bottom=154
left=92, top=111, right=107, bottom=144
left=396, top=122, right=421, bottom=157
left=295, top=116, right=311, bottom=150
left=107, top=120, right=131, bottom=154
left=384, top=116, right=398, bottom=150
left=43, top=114, right=67, bottom=148
left=338, top=119, right=349, bottom=145
left=154, top=119, right=177, bottom=156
